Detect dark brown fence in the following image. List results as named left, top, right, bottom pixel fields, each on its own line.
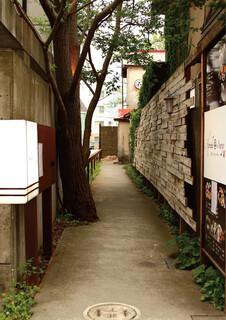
left=99, top=126, right=117, bottom=158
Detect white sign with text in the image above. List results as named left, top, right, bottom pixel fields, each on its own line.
left=204, top=106, right=226, bottom=184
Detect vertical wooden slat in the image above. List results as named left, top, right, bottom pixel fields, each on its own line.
left=200, top=52, right=206, bottom=266
left=42, top=186, right=52, bottom=259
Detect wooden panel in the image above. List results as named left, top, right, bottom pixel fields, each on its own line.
left=38, top=124, right=56, bottom=193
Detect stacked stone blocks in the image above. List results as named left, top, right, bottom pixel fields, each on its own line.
left=133, top=63, right=196, bottom=231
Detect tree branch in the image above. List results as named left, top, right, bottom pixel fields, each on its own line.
left=39, top=0, right=57, bottom=26
left=68, top=0, right=97, bottom=16
left=67, top=0, right=124, bottom=100
left=79, top=2, right=91, bottom=44
left=45, top=0, right=67, bottom=47
left=12, top=0, right=44, bottom=45
left=42, top=48, right=68, bottom=133
left=81, top=77, right=95, bottom=95
left=87, top=48, right=99, bottom=80
left=82, top=2, right=123, bottom=163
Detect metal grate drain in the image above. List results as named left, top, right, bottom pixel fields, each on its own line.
left=163, top=257, right=177, bottom=269
left=191, top=316, right=226, bottom=320
left=83, top=302, right=141, bottom=320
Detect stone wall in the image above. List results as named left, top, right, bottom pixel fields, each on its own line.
left=133, top=63, right=196, bottom=231
left=100, top=126, right=118, bottom=158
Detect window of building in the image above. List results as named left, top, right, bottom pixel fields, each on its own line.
left=94, top=121, right=104, bottom=130
left=18, top=0, right=27, bottom=12
left=99, top=106, right=105, bottom=113
left=94, top=136, right=99, bottom=143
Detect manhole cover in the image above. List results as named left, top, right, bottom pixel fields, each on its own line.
left=83, top=302, right=141, bottom=320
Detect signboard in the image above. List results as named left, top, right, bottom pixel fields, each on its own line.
left=203, top=34, right=226, bottom=272
left=204, top=106, right=226, bottom=185
left=206, top=34, right=226, bottom=111
left=204, top=178, right=225, bottom=270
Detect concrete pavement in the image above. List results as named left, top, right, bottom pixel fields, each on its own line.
left=31, top=161, right=224, bottom=320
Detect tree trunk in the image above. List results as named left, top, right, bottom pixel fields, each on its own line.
left=57, top=97, right=97, bottom=221
left=54, top=15, right=98, bottom=222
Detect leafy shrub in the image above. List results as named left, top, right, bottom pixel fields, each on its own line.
left=167, top=232, right=200, bottom=269
left=0, top=260, right=40, bottom=320
left=192, top=264, right=225, bottom=311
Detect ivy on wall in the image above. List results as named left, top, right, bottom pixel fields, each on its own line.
left=138, top=62, right=167, bottom=109
left=151, top=0, right=205, bottom=76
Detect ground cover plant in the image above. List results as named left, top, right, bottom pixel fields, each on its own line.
left=0, top=260, right=41, bottom=320
left=87, top=160, right=102, bottom=184
left=166, top=231, right=200, bottom=269
left=123, top=163, right=154, bottom=198
left=159, top=204, right=179, bottom=236
left=192, top=264, right=225, bottom=311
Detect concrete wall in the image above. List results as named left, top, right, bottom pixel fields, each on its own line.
left=0, top=0, right=45, bottom=70
left=0, top=0, right=56, bottom=291
left=100, top=126, right=118, bottom=158
left=0, top=48, right=56, bottom=291
left=117, top=121, right=130, bottom=163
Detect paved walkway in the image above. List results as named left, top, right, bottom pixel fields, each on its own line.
left=32, top=161, right=224, bottom=320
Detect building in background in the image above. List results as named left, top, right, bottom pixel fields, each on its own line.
left=90, top=90, right=119, bottom=149
left=122, top=50, right=165, bottom=109
left=114, top=109, right=133, bottom=163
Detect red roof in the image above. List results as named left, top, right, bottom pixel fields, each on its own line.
left=114, top=109, right=133, bottom=121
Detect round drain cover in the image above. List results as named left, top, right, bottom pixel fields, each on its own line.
left=83, top=302, right=141, bottom=320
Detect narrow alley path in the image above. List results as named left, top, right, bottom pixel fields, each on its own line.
left=32, top=162, right=223, bottom=320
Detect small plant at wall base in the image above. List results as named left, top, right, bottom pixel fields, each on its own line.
left=166, top=232, right=200, bottom=269
left=0, top=259, right=40, bottom=320
left=123, top=164, right=154, bottom=199
left=192, top=264, right=225, bottom=311
left=88, top=160, right=102, bottom=184
left=159, top=204, right=179, bottom=236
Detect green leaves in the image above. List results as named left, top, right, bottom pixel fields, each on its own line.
left=129, top=109, right=141, bottom=163
left=123, top=163, right=154, bottom=199
left=166, top=232, right=200, bottom=269
left=168, top=233, right=225, bottom=311
left=0, top=262, right=40, bottom=319
left=138, top=62, right=168, bottom=109
left=159, top=204, right=179, bottom=236
left=192, top=265, right=225, bottom=311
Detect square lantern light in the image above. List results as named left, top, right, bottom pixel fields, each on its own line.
left=0, top=120, right=39, bottom=204
left=164, top=91, right=175, bottom=114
